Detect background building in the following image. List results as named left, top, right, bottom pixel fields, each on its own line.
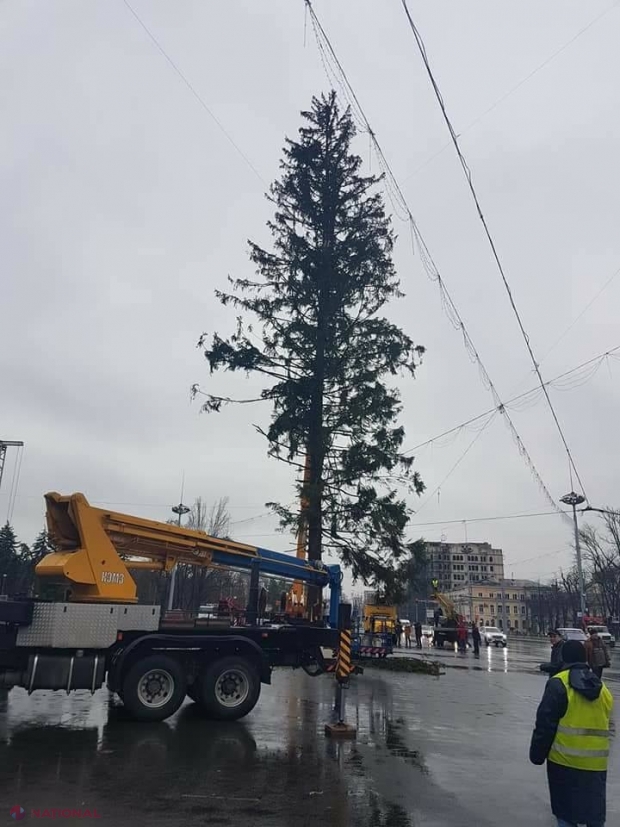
left=426, top=541, right=505, bottom=592
left=446, top=578, right=538, bottom=631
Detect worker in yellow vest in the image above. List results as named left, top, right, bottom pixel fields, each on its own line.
left=530, top=640, right=613, bottom=827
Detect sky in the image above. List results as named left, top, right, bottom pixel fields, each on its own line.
left=2, top=0, right=619, bottom=590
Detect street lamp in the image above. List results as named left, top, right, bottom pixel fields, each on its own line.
left=167, top=502, right=190, bottom=612
left=560, top=491, right=586, bottom=619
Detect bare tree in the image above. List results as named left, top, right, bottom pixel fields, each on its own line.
left=174, top=497, right=232, bottom=613
left=580, top=509, right=620, bottom=622
left=559, top=568, right=582, bottom=625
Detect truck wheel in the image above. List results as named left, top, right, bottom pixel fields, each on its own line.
left=122, top=655, right=187, bottom=722
left=198, top=656, right=260, bottom=721
left=502, top=641, right=507, bottom=648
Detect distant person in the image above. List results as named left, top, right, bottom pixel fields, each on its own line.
left=471, top=622, right=481, bottom=656
left=456, top=622, right=467, bottom=653
left=414, top=621, right=422, bottom=649
left=585, top=629, right=610, bottom=679
left=404, top=623, right=412, bottom=648
left=394, top=621, right=402, bottom=647
left=530, top=640, right=613, bottom=827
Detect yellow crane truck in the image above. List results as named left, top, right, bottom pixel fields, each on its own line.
left=0, top=492, right=343, bottom=722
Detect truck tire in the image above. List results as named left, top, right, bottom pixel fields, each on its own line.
left=198, top=656, right=260, bottom=721
left=121, top=654, right=187, bottom=722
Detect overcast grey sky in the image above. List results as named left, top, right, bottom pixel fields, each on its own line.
left=2, top=0, right=619, bottom=587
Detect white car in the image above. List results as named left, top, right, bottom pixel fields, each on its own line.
left=557, top=627, right=588, bottom=643
left=482, top=626, right=507, bottom=647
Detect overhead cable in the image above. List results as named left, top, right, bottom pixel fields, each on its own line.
left=122, top=0, right=267, bottom=186
left=413, top=412, right=497, bottom=519
left=538, top=265, right=620, bottom=364
left=410, top=509, right=569, bottom=528
left=405, top=344, right=620, bottom=455
left=305, top=0, right=569, bottom=522
left=400, top=0, right=589, bottom=502
left=401, top=0, right=620, bottom=185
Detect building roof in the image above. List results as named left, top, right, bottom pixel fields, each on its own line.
left=446, top=577, right=539, bottom=594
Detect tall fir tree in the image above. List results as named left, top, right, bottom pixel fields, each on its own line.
left=0, top=522, right=20, bottom=594
left=197, top=92, right=424, bottom=585
left=30, top=528, right=56, bottom=564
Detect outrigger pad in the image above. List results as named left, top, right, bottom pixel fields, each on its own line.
left=324, top=722, right=357, bottom=739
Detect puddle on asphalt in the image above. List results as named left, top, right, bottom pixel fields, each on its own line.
left=384, top=719, right=426, bottom=771
left=366, top=793, right=412, bottom=827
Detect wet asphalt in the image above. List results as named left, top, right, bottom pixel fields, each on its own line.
left=0, top=638, right=618, bottom=826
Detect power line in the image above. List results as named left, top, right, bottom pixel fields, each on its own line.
left=413, top=412, right=497, bottom=519
left=305, top=0, right=569, bottom=522
left=504, top=547, right=567, bottom=570
left=122, top=0, right=267, bottom=187
left=400, top=0, right=589, bottom=502
left=6, top=445, right=24, bottom=524
left=538, top=265, right=620, bottom=364
left=401, top=0, right=620, bottom=185
left=410, top=509, right=569, bottom=528
left=404, top=344, right=620, bottom=455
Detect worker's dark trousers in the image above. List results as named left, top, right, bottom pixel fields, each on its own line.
left=473, top=640, right=480, bottom=655
left=415, top=635, right=422, bottom=648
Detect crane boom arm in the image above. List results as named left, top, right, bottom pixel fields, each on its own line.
left=37, top=493, right=340, bottom=614
left=431, top=578, right=458, bottom=620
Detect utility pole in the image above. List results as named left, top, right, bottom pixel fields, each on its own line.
left=560, top=492, right=586, bottom=620
left=167, top=501, right=190, bottom=612
left=0, top=441, right=24, bottom=494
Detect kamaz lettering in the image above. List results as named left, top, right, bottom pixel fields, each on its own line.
left=101, top=572, right=124, bottom=585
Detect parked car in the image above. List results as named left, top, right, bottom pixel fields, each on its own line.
left=586, top=624, right=615, bottom=647
left=557, top=627, right=588, bottom=642
left=482, top=626, right=507, bottom=647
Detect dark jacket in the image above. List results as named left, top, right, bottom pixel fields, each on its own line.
left=530, top=663, right=607, bottom=825
left=471, top=626, right=481, bottom=642
left=540, top=640, right=565, bottom=675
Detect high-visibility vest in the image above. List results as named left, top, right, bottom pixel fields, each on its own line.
left=548, top=669, right=613, bottom=771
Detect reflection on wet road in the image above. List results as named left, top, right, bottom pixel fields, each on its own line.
left=0, top=638, right=618, bottom=826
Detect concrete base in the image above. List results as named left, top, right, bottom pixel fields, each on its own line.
left=324, top=722, right=357, bottom=739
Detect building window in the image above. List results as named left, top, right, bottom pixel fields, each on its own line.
left=497, top=604, right=503, bottom=613
left=490, top=567, right=494, bottom=572
left=490, top=605, right=495, bottom=614
left=520, top=594, right=525, bottom=601
left=521, top=605, right=526, bottom=614
left=512, top=594, right=518, bottom=601
left=513, top=606, right=518, bottom=614
left=478, top=605, right=484, bottom=614
left=489, top=593, right=494, bottom=599
left=478, top=593, right=483, bottom=598
left=514, top=620, right=519, bottom=630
